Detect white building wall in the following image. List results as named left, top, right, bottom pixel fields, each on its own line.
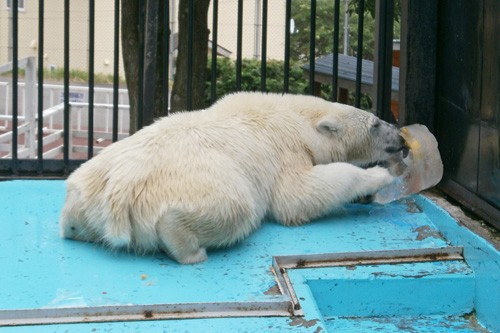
left=0, top=0, right=123, bottom=75
left=0, top=0, right=287, bottom=76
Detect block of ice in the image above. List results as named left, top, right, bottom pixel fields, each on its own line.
left=374, top=124, right=443, bottom=204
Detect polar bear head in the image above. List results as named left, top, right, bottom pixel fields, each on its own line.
left=309, top=101, right=406, bottom=167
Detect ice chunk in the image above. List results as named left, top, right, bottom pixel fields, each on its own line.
left=374, top=124, right=443, bottom=204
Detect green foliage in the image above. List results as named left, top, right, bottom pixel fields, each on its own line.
left=290, top=0, right=338, bottom=61
left=348, top=0, right=402, bottom=22
left=346, top=9, right=377, bottom=60
left=287, top=0, right=402, bottom=110
left=290, top=0, right=400, bottom=62
left=205, top=57, right=308, bottom=105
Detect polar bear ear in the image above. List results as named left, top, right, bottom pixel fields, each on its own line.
left=316, top=116, right=341, bottom=135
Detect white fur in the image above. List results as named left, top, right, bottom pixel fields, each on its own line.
left=60, top=92, right=403, bottom=264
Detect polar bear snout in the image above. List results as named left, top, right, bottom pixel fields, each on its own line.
left=384, top=134, right=406, bottom=155
left=371, top=119, right=406, bottom=156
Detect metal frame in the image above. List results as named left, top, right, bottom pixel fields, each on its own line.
left=272, top=246, right=464, bottom=317
left=0, top=246, right=463, bottom=326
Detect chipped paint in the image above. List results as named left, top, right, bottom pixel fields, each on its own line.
left=413, top=225, right=446, bottom=241
left=404, top=198, right=424, bottom=213
left=462, top=312, right=491, bottom=333
left=263, top=285, right=281, bottom=296
left=288, top=317, right=320, bottom=329
left=325, top=314, right=491, bottom=333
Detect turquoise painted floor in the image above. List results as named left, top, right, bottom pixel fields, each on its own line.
left=0, top=180, right=499, bottom=332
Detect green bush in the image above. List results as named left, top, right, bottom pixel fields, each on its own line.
left=204, top=57, right=372, bottom=111
left=318, top=83, right=373, bottom=111
left=205, top=57, right=308, bottom=105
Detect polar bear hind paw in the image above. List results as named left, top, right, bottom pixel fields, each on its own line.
left=176, top=247, right=208, bottom=264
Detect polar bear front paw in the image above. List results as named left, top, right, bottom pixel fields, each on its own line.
left=364, top=166, right=395, bottom=193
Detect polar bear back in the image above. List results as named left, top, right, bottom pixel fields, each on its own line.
left=63, top=94, right=325, bottom=251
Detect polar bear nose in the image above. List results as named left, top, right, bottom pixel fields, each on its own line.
left=385, top=135, right=407, bottom=155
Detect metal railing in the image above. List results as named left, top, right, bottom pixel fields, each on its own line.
left=0, top=57, right=36, bottom=160
left=0, top=0, right=396, bottom=178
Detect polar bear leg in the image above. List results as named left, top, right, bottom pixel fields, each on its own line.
left=155, top=211, right=208, bottom=264
left=270, top=163, right=393, bottom=226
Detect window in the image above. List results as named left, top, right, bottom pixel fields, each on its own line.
left=6, top=0, right=25, bottom=11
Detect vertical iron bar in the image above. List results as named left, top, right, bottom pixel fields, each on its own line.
left=143, top=0, right=159, bottom=124
left=374, top=0, right=395, bottom=122
left=112, top=0, right=120, bottom=140
left=331, top=0, right=340, bottom=102
left=63, top=0, right=70, bottom=170
left=283, top=0, right=291, bottom=93
left=235, top=0, right=243, bottom=91
left=11, top=0, right=18, bottom=173
left=137, top=0, right=145, bottom=129
left=162, top=0, right=170, bottom=115
left=37, top=0, right=44, bottom=173
left=308, top=0, right=317, bottom=95
left=210, top=0, right=219, bottom=104
left=354, top=0, right=365, bottom=108
left=260, top=0, right=268, bottom=92
left=162, top=0, right=170, bottom=116
left=187, top=0, right=194, bottom=110
left=88, top=0, right=95, bottom=158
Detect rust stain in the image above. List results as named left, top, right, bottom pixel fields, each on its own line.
left=372, top=271, right=431, bottom=279
left=263, top=284, right=281, bottom=296
left=404, top=198, right=423, bottom=213
left=296, top=259, right=306, bottom=268
left=413, top=225, right=445, bottom=241
left=463, top=312, right=490, bottom=333
left=288, top=317, right=320, bottom=329
left=313, top=326, right=323, bottom=333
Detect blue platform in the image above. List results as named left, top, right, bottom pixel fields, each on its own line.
left=0, top=180, right=498, bottom=332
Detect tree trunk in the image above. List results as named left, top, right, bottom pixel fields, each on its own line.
left=170, top=0, right=211, bottom=112
left=122, top=0, right=168, bottom=134
left=122, top=1, right=209, bottom=130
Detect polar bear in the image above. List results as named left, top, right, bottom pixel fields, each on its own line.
left=60, top=92, right=405, bottom=264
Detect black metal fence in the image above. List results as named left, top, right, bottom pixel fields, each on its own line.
left=0, top=0, right=397, bottom=178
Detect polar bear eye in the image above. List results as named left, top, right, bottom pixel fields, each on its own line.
left=372, top=119, right=381, bottom=128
